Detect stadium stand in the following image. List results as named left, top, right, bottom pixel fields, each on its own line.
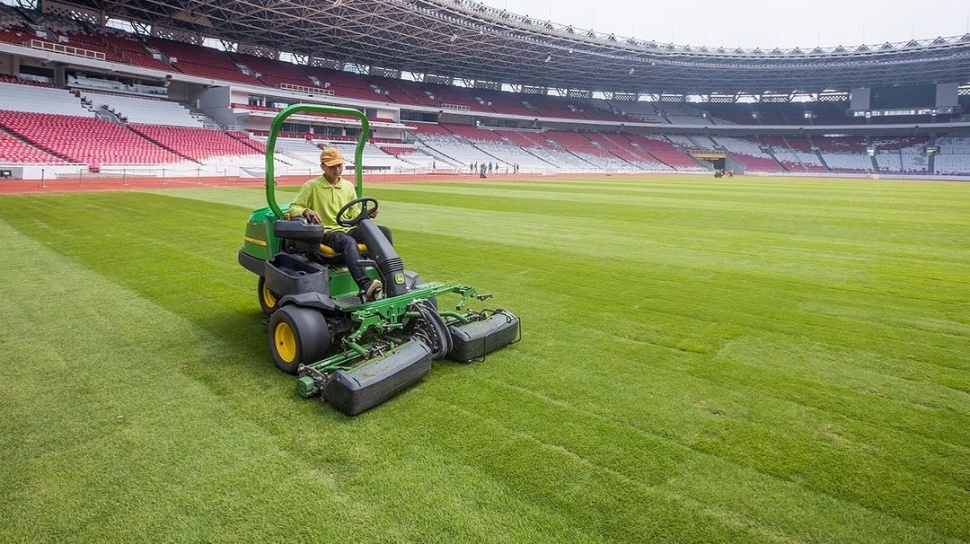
left=472, top=140, right=554, bottom=171
left=126, top=124, right=262, bottom=160
left=479, top=90, right=539, bottom=118
left=440, top=123, right=504, bottom=142
left=380, top=78, right=440, bottom=108
left=227, top=130, right=266, bottom=153
left=0, top=2, right=966, bottom=180
left=611, top=101, right=668, bottom=124
left=626, top=135, right=703, bottom=171
left=660, top=103, right=709, bottom=125
left=301, top=66, right=382, bottom=101
left=0, top=110, right=184, bottom=167
left=81, top=92, right=204, bottom=127
left=146, top=37, right=262, bottom=85
left=712, top=137, right=784, bottom=172
left=0, top=80, right=91, bottom=116
left=427, top=85, right=493, bottom=113
left=323, top=141, right=413, bottom=169
left=228, top=52, right=317, bottom=89
left=0, top=128, right=69, bottom=164
left=934, top=136, right=970, bottom=175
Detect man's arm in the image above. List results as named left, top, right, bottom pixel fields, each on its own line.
left=284, top=184, right=312, bottom=220
left=331, top=180, right=360, bottom=224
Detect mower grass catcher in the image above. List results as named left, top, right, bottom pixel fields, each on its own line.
left=238, top=104, right=520, bottom=415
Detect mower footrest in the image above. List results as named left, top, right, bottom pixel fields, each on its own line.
left=324, top=340, right=432, bottom=415
left=448, top=311, right=520, bottom=363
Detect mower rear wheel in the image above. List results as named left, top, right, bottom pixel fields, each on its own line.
left=257, top=276, right=278, bottom=315
left=268, top=305, right=331, bottom=375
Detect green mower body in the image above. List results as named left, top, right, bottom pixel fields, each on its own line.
left=238, top=104, right=520, bottom=415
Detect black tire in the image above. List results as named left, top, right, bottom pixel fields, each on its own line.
left=268, top=305, right=332, bottom=375
left=257, top=276, right=278, bottom=315
left=412, top=300, right=452, bottom=360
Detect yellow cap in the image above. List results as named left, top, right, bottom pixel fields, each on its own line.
left=320, top=147, right=344, bottom=167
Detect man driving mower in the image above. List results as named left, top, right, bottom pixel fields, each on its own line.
left=285, top=147, right=392, bottom=301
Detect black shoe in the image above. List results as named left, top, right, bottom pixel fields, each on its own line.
left=364, top=279, right=383, bottom=301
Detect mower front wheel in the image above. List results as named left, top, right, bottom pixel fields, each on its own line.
left=268, top=305, right=331, bottom=375
left=257, top=276, right=279, bottom=315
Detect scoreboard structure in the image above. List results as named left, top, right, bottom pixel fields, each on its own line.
left=850, top=83, right=960, bottom=118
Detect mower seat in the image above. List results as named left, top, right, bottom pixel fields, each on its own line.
left=318, top=243, right=368, bottom=258
left=272, top=221, right=367, bottom=259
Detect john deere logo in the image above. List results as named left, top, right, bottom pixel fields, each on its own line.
left=394, top=273, right=405, bottom=284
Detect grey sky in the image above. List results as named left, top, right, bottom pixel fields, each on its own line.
left=478, top=0, right=970, bottom=49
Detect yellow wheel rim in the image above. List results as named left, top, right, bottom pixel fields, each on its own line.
left=261, top=284, right=277, bottom=309
left=274, top=321, right=297, bottom=363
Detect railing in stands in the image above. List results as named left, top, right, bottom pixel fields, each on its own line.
left=29, top=39, right=105, bottom=61
left=280, top=82, right=333, bottom=96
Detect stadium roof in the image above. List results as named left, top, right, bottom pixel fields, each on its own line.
left=60, top=0, right=970, bottom=95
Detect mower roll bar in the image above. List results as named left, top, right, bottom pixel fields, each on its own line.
left=263, top=103, right=371, bottom=219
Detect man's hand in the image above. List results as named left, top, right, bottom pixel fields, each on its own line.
left=368, top=207, right=379, bottom=219
left=303, top=209, right=321, bottom=224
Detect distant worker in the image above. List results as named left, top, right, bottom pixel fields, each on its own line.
left=286, top=147, right=391, bottom=301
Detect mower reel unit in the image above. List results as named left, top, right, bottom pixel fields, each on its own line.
left=238, top=104, right=520, bottom=415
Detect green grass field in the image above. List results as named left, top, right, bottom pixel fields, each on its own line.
left=1, top=175, right=968, bottom=543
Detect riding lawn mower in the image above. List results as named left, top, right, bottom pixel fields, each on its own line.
left=237, top=104, right=520, bottom=415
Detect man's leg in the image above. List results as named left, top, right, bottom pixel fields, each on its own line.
left=346, top=226, right=391, bottom=300
left=349, top=225, right=393, bottom=246
left=321, top=231, right=372, bottom=292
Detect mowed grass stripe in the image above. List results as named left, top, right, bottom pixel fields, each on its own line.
left=149, top=181, right=969, bottom=266
left=0, top=193, right=767, bottom=542
left=418, top=373, right=957, bottom=543
left=388, top=180, right=969, bottom=537
left=457, top=272, right=970, bottom=537
left=385, top=187, right=967, bottom=368
left=375, top=177, right=968, bottom=227
left=0, top=218, right=392, bottom=542
left=324, top=178, right=965, bottom=536
left=391, top=191, right=968, bottom=537
left=2, top=176, right=969, bottom=543
left=0, top=199, right=680, bottom=543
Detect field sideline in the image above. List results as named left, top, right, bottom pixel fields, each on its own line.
left=1, top=174, right=968, bottom=543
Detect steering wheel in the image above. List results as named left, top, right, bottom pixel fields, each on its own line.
left=336, top=197, right=379, bottom=228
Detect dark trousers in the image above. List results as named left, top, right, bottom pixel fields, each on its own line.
left=321, top=226, right=393, bottom=290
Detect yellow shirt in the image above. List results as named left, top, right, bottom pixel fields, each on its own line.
left=285, top=175, right=359, bottom=233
